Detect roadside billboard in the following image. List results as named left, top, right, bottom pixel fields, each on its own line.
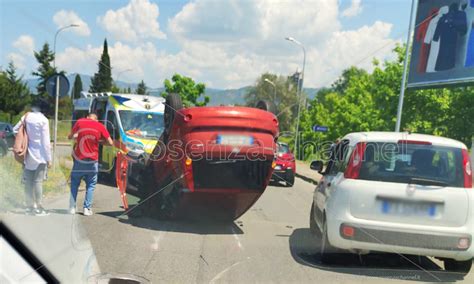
left=408, top=0, right=474, bottom=88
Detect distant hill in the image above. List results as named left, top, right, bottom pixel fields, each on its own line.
left=25, top=74, right=318, bottom=105
left=202, top=87, right=319, bottom=106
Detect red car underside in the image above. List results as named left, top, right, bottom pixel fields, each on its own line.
left=150, top=106, right=279, bottom=220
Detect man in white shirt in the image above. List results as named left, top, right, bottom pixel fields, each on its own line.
left=13, top=99, right=52, bottom=216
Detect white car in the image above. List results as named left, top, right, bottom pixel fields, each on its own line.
left=309, top=132, right=473, bottom=275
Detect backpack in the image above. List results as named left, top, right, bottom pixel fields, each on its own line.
left=13, top=113, right=30, bottom=163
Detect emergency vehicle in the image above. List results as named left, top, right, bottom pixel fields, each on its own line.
left=84, top=92, right=165, bottom=179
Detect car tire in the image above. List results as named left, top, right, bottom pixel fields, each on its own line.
left=286, top=170, right=295, bottom=187
left=320, top=217, right=338, bottom=264
left=164, top=93, right=183, bottom=143
left=444, top=259, right=472, bottom=275
left=309, top=203, right=320, bottom=237
left=255, top=100, right=276, bottom=114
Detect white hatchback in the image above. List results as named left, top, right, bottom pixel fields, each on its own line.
left=309, top=132, right=473, bottom=275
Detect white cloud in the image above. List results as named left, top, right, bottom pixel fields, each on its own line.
left=55, top=0, right=397, bottom=89
left=98, top=0, right=166, bottom=42
left=53, top=10, right=91, bottom=36
left=55, top=45, right=102, bottom=76
left=341, top=0, right=363, bottom=18
left=304, top=21, right=396, bottom=87
left=6, top=53, right=26, bottom=70
left=166, top=0, right=393, bottom=88
left=12, top=35, right=35, bottom=56
left=169, top=0, right=340, bottom=45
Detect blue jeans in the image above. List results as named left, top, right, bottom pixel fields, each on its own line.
left=70, top=159, right=98, bottom=209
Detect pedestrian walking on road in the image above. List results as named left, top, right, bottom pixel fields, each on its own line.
left=68, top=113, right=112, bottom=216
left=13, top=99, right=52, bottom=216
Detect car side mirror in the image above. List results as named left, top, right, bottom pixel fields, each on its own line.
left=310, top=160, right=324, bottom=173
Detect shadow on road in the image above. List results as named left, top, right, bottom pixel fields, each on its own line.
left=98, top=209, right=244, bottom=235
left=289, top=228, right=467, bottom=282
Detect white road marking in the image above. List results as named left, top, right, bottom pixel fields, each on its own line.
left=209, top=257, right=250, bottom=284
left=231, top=227, right=243, bottom=250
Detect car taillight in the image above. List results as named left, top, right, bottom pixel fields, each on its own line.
left=397, top=139, right=432, bottom=145
left=462, top=149, right=472, bottom=188
left=344, top=142, right=366, bottom=179
left=184, top=157, right=195, bottom=192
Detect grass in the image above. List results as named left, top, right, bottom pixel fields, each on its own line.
left=0, top=154, right=72, bottom=211
left=53, top=120, right=73, bottom=143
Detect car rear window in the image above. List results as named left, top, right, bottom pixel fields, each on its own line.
left=358, top=142, right=464, bottom=187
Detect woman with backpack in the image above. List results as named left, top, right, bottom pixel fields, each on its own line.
left=13, top=99, right=52, bottom=216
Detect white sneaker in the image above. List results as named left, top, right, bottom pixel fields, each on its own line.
left=83, top=208, right=93, bottom=216
left=69, top=207, right=76, bottom=215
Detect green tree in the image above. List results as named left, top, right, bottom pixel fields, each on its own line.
left=0, top=62, right=31, bottom=122
left=162, top=74, right=208, bottom=106
left=90, top=39, right=113, bottom=92
left=32, top=42, right=68, bottom=117
left=245, top=73, right=299, bottom=132
left=445, top=88, right=474, bottom=146
left=136, top=80, right=147, bottom=95
left=111, top=84, right=121, bottom=93
left=32, top=42, right=57, bottom=95
left=71, top=74, right=83, bottom=99
left=298, top=44, right=474, bottom=160
left=58, top=96, right=73, bottom=120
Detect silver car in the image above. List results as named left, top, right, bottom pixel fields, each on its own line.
left=309, top=132, right=473, bottom=275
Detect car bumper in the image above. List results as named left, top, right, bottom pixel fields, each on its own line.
left=272, top=168, right=290, bottom=174
left=326, top=216, right=474, bottom=261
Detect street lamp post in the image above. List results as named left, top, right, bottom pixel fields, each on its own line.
left=53, top=24, right=79, bottom=68
left=285, top=36, right=306, bottom=160
left=263, top=78, right=277, bottom=103
left=116, top=68, right=132, bottom=82
left=116, top=68, right=133, bottom=92
left=52, top=24, right=79, bottom=168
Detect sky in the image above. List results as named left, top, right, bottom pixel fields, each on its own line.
left=0, top=0, right=412, bottom=89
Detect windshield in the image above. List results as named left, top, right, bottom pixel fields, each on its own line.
left=119, top=111, right=164, bottom=139
left=277, top=143, right=290, bottom=154
left=358, top=142, right=465, bottom=187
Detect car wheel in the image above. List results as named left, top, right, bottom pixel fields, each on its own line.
left=255, top=100, right=276, bottom=114
left=320, top=217, right=338, bottom=264
left=444, top=259, right=472, bottom=275
left=164, top=93, right=183, bottom=142
left=286, top=171, right=295, bottom=187
left=309, top=203, right=320, bottom=237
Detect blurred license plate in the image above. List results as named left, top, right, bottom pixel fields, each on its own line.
left=216, top=135, right=253, bottom=145
left=381, top=200, right=436, bottom=217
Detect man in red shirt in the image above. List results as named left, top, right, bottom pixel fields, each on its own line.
left=68, top=113, right=113, bottom=216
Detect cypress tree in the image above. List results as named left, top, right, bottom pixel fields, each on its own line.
left=72, top=74, right=83, bottom=99
left=90, top=39, right=113, bottom=92
left=136, top=80, right=147, bottom=95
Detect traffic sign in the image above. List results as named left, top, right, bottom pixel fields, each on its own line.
left=312, top=125, right=328, bottom=132
left=46, top=73, right=70, bottom=98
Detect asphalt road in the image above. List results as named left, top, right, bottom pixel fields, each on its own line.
left=73, top=177, right=474, bottom=284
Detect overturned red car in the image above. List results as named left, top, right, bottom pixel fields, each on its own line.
left=122, top=94, right=279, bottom=220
